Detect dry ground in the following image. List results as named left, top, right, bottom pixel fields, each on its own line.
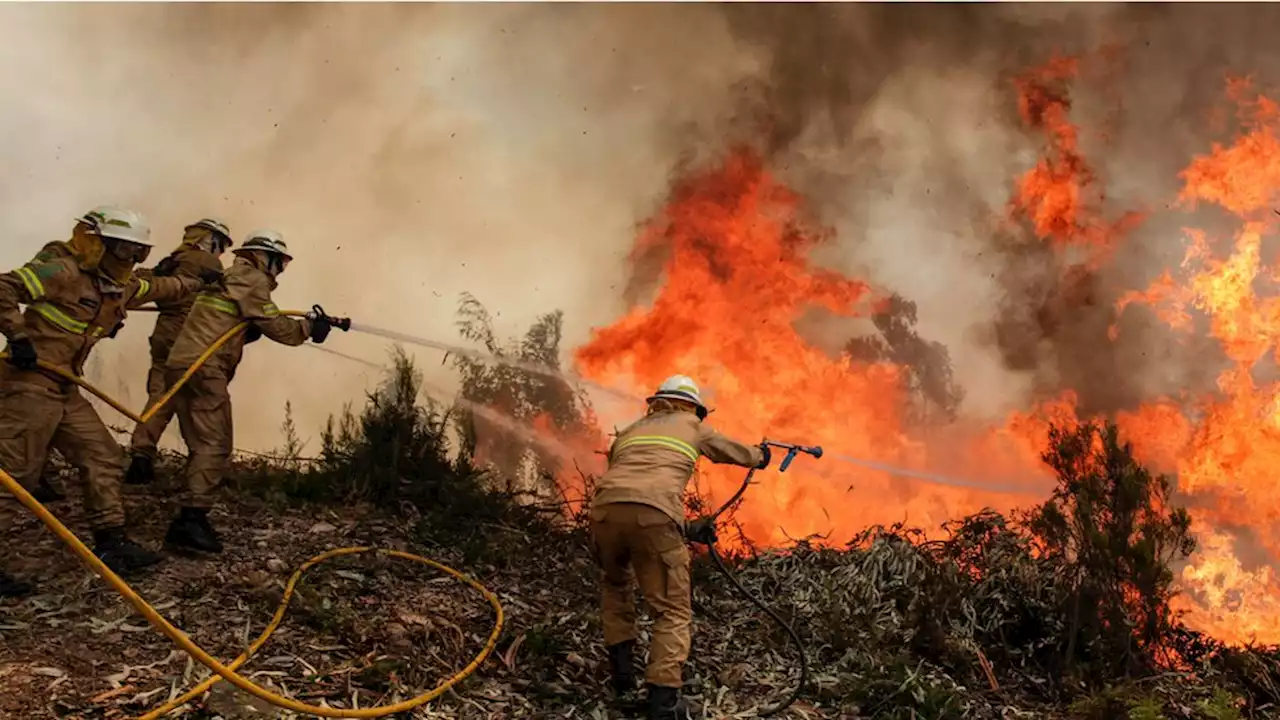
left=0, top=468, right=820, bottom=720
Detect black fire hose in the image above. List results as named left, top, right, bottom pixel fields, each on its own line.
left=686, top=439, right=823, bottom=717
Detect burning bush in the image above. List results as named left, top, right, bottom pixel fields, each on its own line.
left=1026, top=422, right=1196, bottom=682
left=699, top=421, right=1207, bottom=716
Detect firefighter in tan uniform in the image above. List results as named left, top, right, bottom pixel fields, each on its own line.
left=162, top=231, right=339, bottom=554
left=125, top=218, right=233, bottom=486
left=590, top=375, right=769, bottom=720
left=0, top=206, right=216, bottom=597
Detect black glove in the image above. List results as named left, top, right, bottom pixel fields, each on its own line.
left=6, top=337, right=37, bottom=371
left=685, top=516, right=718, bottom=546
left=244, top=325, right=263, bottom=345
left=151, top=255, right=179, bottom=277
left=107, top=321, right=125, bottom=339
left=309, top=315, right=332, bottom=344
left=756, top=443, right=772, bottom=470
left=198, top=268, right=224, bottom=286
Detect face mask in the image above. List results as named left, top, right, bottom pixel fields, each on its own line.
left=97, top=251, right=133, bottom=286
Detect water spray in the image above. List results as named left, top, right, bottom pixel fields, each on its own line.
left=347, top=321, right=642, bottom=402
left=304, top=344, right=587, bottom=473
left=825, top=452, right=1051, bottom=495
left=336, top=325, right=1044, bottom=496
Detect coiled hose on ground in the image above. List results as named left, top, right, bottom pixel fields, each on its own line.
left=0, top=310, right=505, bottom=719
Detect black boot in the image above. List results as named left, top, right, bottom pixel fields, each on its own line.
left=124, top=454, right=155, bottom=486
left=165, top=507, right=223, bottom=554
left=606, top=639, right=637, bottom=696
left=646, top=684, right=692, bottom=720
left=0, top=569, right=32, bottom=598
left=92, top=527, right=163, bottom=575
left=30, top=477, right=65, bottom=503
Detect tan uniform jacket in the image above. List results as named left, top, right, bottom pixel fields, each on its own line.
left=165, top=261, right=311, bottom=377
left=144, top=248, right=224, bottom=363
left=0, top=257, right=202, bottom=389
left=591, top=410, right=764, bottom=526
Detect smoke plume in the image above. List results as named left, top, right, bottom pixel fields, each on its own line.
left=2, top=3, right=1279, bottom=449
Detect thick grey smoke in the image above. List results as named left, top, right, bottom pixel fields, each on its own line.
left=0, top=4, right=763, bottom=450
left=2, top=3, right=1277, bottom=453
left=704, top=4, right=1280, bottom=422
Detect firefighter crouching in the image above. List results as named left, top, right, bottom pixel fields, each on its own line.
left=125, top=218, right=233, bottom=486
left=0, top=207, right=218, bottom=597
left=589, top=375, right=770, bottom=720
left=161, top=231, right=339, bottom=555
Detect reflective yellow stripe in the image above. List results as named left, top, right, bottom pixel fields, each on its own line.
left=14, top=266, right=45, bottom=299
left=614, top=435, right=700, bottom=463
left=134, top=278, right=151, bottom=300
left=31, top=302, right=89, bottom=335
left=195, top=294, right=239, bottom=315
left=263, top=302, right=280, bottom=317
left=677, top=384, right=698, bottom=395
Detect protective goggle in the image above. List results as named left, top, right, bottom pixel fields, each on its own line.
left=269, top=253, right=291, bottom=275
left=106, top=238, right=152, bottom=265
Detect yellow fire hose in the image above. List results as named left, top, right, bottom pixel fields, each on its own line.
left=0, top=310, right=505, bottom=719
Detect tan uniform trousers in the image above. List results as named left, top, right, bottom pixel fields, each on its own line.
left=590, top=502, right=692, bottom=689
left=167, top=369, right=232, bottom=509
left=129, top=356, right=178, bottom=459
left=0, top=381, right=125, bottom=530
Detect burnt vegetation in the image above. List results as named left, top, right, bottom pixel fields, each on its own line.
left=6, top=295, right=1279, bottom=719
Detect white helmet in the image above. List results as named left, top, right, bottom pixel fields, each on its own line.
left=647, top=374, right=708, bottom=419
left=233, top=229, right=292, bottom=260
left=78, top=205, right=152, bottom=247
left=185, top=217, right=232, bottom=240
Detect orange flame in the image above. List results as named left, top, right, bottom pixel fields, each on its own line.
left=1112, top=80, right=1280, bottom=644
left=1010, top=55, right=1144, bottom=268
left=572, top=148, right=1051, bottom=548
left=565, top=59, right=1280, bottom=646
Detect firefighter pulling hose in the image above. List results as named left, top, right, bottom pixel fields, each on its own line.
left=0, top=209, right=503, bottom=718
left=588, top=375, right=822, bottom=719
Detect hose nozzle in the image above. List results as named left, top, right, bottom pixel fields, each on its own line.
left=310, top=304, right=352, bottom=332
left=762, top=439, right=824, bottom=472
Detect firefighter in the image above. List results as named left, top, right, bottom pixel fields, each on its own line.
left=124, top=218, right=233, bottom=486
left=589, top=375, right=770, bottom=720
left=162, top=230, right=339, bottom=554
left=0, top=206, right=218, bottom=597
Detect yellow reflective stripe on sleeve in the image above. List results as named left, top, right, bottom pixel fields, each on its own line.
left=14, top=266, right=45, bottom=300
left=614, top=435, right=700, bottom=463
left=134, top=278, right=151, bottom=301
left=263, top=302, right=280, bottom=317
left=194, top=294, right=239, bottom=315
left=30, top=302, right=89, bottom=335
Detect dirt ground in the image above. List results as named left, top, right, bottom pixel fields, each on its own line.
left=0, top=478, right=534, bottom=720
